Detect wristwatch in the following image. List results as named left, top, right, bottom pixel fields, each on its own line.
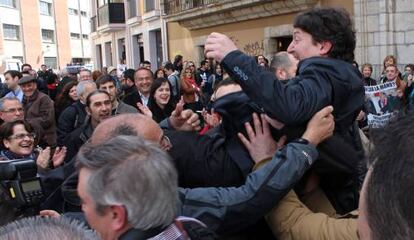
left=292, top=137, right=310, bottom=145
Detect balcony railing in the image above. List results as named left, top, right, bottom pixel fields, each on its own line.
left=164, top=0, right=222, bottom=15
left=98, top=3, right=125, bottom=26
left=91, top=15, right=97, bottom=32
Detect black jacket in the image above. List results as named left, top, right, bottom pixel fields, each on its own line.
left=121, top=85, right=140, bottom=109
left=57, top=100, right=88, bottom=146
left=222, top=51, right=365, bottom=213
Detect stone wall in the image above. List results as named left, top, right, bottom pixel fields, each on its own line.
left=354, top=0, right=414, bottom=79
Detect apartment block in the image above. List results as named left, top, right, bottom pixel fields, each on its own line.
left=89, top=0, right=168, bottom=72
left=0, top=0, right=91, bottom=70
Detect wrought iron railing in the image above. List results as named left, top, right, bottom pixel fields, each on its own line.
left=163, top=0, right=224, bottom=15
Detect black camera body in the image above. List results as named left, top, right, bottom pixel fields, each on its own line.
left=0, top=159, right=45, bottom=215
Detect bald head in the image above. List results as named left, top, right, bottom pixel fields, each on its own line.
left=270, top=51, right=299, bottom=81
left=91, top=113, right=162, bottom=145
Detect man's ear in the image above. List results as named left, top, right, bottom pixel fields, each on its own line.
left=319, top=41, right=333, bottom=56
left=276, top=68, right=286, bottom=81
left=85, top=106, right=91, bottom=116
left=109, top=205, right=128, bottom=231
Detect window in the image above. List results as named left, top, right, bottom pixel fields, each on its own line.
left=68, top=8, right=78, bottom=15
left=41, top=29, right=54, bottom=43
left=82, top=34, right=88, bottom=39
left=39, top=1, right=52, bottom=16
left=80, top=11, right=87, bottom=17
left=144, top=0, right=155, bottom=12
left=12, top=56, right=23, bottom=62
left=70, top=33, right=80, bottom=39
left=3, top=24, right=20, bottom=40
left=44, top=57, right=57, bottom=69
left=0, top=0, right=16, bottom=8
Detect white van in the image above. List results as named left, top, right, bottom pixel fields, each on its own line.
left=0, top=58, right=23, bottom=82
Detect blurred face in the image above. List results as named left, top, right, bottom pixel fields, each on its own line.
left=386, top=66, right=398, bottom=81
left=78, top=168, right=116, bottom=240
left=363, top=67, right=372, bottom=78
left=215, top=65, right=222, bottom=75
left=99, top=81, right=117, bottom=103
left=214, top=84, right=242, bottom=100
left=4, top=73, right=19, bottom=90
left=156, top=70, right=165, bottom=78
left=80, top=84, right=97, bottom=103
left=358, top=168, right=373, bottom=240
left=287, top=28, right=323, bottom=61
left=286, top=53, right=299, bottom=78
left=80, top=71, right=92, bottom=81
left=86, top=93, right=112, bottom=125
left=41, top=65, right=47, bottom=72
left=3, top=124, right=35, bottom=156
left=188, top=62, right=195, bottom=73
left=20, top=81, right=37, bottom=97
left=385, top=58, right=395, bottom=67
left=69, top=86, right=78, bottom=101
left=184, top=68, right=192, bottom=78
left=405, top=67, right=413, bottom=74
left=134, top=69, right=153, bottom=95
left=0, top=100, right=24, bottom=122
left=258, top=55, right=265, bottom=64
left=154, top=82, right=171, bottom=109
left=22, top=66, right=31, bottom=72
left=143, top=63, right=151, bottom=70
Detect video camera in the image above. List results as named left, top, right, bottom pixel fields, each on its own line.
left=0, top=159, right=45, bottom=216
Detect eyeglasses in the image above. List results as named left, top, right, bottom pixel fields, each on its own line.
left=8, top=133, right=36, bottom=140
left=2, top=108, right=24, bottom=113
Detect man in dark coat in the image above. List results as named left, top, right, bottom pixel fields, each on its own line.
left=205, top=7, right=365, bottom=214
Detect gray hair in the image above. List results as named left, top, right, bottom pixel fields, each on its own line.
left=270, top=51, right=293, bottom=71
left=60, top=68, right=69, bottom=77
left=0, top=97, right=21, bottom=111
left=76, top=80, right=96, bottom=99
left=76, top=135, right=178, bottom=230
left=0, top=216, right=98, bottom=240
left=79, top=68, right=92, bottom=75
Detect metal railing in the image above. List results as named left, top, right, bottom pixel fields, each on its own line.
left=163, top=0, right=223, bottom=15
left=98, top=3, right=125, bottom=26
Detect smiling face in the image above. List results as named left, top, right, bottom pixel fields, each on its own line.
left=3, top=124, right=35, bottom=156
left=154, top=82, right=171, bottom=109
left=20, top=81, right=37, bottom=97
left=363, top=66, right=372, bottom=79
left=134, top=69, right=153, bottom=96
left=86, top=93, right=112, bottom=126
left=386, top=65, right=398, bottom=81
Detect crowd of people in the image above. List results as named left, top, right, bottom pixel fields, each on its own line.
left=0, top=6, right=413, bottom=240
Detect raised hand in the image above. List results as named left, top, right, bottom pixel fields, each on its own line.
left=204, top=32, right=238, bottom=62
left=137, top=102, right=153, bottom=118
left=238, top=113, right=286, bottom=164
left=51, top=146, right=67, bottom=168
left=302, top=106, right=335, bottom=146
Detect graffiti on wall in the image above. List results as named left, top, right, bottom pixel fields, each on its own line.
left=229, top=35, right=264, bottom=56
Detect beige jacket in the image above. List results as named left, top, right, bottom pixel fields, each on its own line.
left=266, top=190, right=358, bottom=240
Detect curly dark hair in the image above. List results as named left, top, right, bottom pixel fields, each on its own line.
left=293, top=7, right=356, bottom=63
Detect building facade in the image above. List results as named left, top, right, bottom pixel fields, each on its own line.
left=162, top=0, right=414, bottom=78
left=89, top=0, right=168, bottom=72
left=162, top=0, right=353, bottom=66
left=0, top=0, right=91, bottom=70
